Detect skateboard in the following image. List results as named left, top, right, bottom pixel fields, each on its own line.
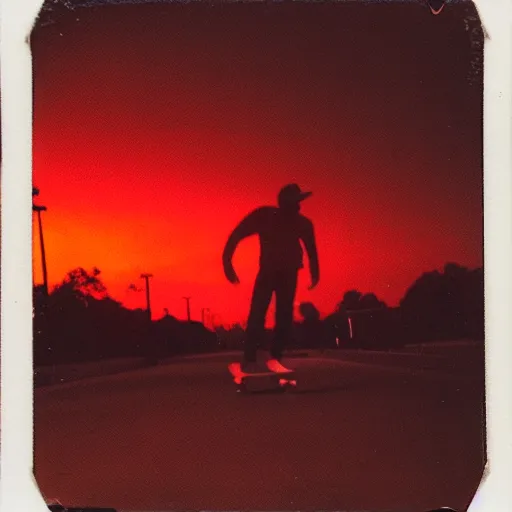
left=228, top=362, right=297, bottom=393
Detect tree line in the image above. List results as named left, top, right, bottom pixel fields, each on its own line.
left=33, top=262, right=484, bottom=366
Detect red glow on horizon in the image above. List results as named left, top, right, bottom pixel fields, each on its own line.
left=31, top=129, right=483, bottom=326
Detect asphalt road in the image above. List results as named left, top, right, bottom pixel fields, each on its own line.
left=34, top=355, right=485, bottom=511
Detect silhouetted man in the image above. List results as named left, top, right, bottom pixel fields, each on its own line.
left=223, top=184, right=319, bottom=374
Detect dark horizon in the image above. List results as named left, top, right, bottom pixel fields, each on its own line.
left=33, top=256, right=484, bottom=372
left=34, top=259, right=483, bottom=324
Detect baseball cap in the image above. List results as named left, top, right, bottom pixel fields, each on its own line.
left=278, top=184, right=313, bottom=205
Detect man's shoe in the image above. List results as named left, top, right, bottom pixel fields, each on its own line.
left=266, top=359, right=293, bottom=374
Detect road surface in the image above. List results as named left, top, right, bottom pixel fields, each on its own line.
left=34, top=355, right=485, bottom=511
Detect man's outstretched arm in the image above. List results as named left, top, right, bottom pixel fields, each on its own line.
left=301, top=220, right=320, bottom=289
left=222, top=209, right=261, bottom=284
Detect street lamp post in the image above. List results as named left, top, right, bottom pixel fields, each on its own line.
left=139, top=273, right=157, bottom=365
left=32, top=204, right=48, bottom=297
left=140, top=273, right=153, bottom=322
left=183, top=296, right=192, bottom=322
left=201, top=307, right=210, bottom=326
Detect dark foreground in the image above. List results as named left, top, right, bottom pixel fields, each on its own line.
left=34, top=355, right=485, bottom=511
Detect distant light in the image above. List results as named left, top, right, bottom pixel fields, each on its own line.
left=348, top=317, right=353, bottom=340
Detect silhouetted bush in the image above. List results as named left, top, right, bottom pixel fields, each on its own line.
left=33, top=268, right=218, bottom=365
left=400, top=263, right=484, bottom=343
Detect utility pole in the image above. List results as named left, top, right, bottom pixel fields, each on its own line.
left=140, top=273, right=153, bottom=322
left=201, top=307, right=210, bottom=326
left=139, top=273, right=157, bottom=365
left=32, top=204, right=48, bottom=297
left=183, top=296, right=192, bottom=322
left=31, top=187, right=39, bottom=289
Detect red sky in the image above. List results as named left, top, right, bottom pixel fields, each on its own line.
left=31, top=1, right=483, bottom=326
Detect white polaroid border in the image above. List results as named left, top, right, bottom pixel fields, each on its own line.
left=0, top=1, right=510, bottom=511
left=466, top=1, right=512, bottom=510
left=1, top=0, right=50, bottom=510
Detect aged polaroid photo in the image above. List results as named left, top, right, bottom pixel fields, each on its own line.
left=1, top=0, right=511, bottom=511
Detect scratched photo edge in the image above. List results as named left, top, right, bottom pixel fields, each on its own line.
left=0, top=0, right=509, bottom=511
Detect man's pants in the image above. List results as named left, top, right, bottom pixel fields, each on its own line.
left=244, top=268, right=299, bottom=362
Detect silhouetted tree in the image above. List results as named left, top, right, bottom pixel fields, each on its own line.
left=359, top=292, right=387, bottom=310
left=34, top=268, right=148, bottom=364
left=337, top=290, right=387, bottom=312
left=52, top=266, right=107, bottom=302
left=299, top=302, right=321, bottom=322
left=338, top=290, right=363, bottom=311
left=400, top=263, right=484, bottom=342
left=295, top=302, right=328, bottom=349
left=325, top=290, right=394, bottom=349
